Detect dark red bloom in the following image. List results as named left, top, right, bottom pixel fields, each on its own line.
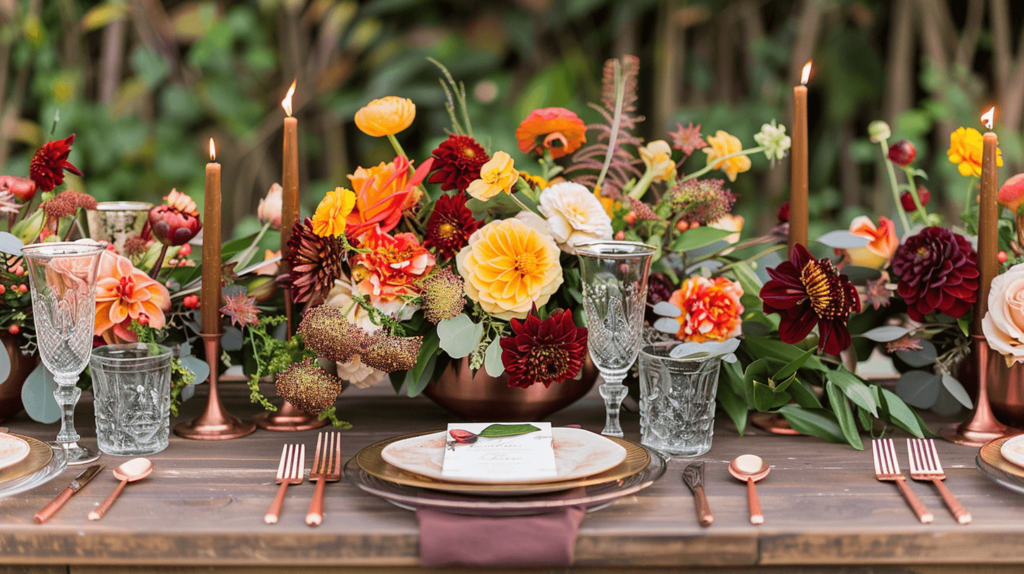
left=29, top=134, right=82, bottom=192
left=0, top=175, right=37, bottom=202
left=428, top=135, right=490, bottom=192
left=888, top=140, right=917, bottom=167
left=424, top=193, right=481, bottom=259
left=900, top=186, right=930, bottom=212
left=646, top=272, right=676, bottom=322
left=892, top=227, right=978, bottom=321
left=500, top=308, right=588, bottom=389
left=286, top=218, right=343, bottom=303
left=760, top=244, right=861, bottom=355
left=149, top=189, right=202, bottom=246
left=777, top=202, right=790, bottom=224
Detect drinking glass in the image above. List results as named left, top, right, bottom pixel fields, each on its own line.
left=22, top=241, right=106, bottom=465
left=91, top=343, right=172, bottom=456
left=576, top=241, right=656, bottom=437
left=638, top=342, right=723, bottom=457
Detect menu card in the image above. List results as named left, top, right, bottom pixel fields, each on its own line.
left=441, top=422, right=558, bottom=481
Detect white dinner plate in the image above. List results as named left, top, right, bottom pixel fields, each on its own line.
left=380, top=427, right=628, bottom=485
left=999, top=433, right=1024, bottom=469
left=0, top=433, right=31, bottom=472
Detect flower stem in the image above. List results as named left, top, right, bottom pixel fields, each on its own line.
left=149, top=244, right=169, bottom=279
left=902, top=166, right=927, bottom=217
left=628, top=167, right=657, bottom=200
left=878, top=139, right=911, bottom=236
left=714, top=244, right=786, bottom=276
left=679, top=146, right=765, bottom=183
left=508, top=192, right=540, bottom=216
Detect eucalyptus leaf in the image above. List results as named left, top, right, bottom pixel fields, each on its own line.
left=0, top=232, right=24, bottom=257
left=21, top=365, right=59, bottom=424
left=653, top=317, right=681, bottom=334
left=668, top=338, right=740, bottom=360
left=221, top=326, right=244, bottom=351
left=484, top=337, right=504, bottom=378
left=941, top=373, right=973, bottom=410
left=437, top=314, right=484, bottom=359
left=652, top=301, right=682, bottom=318
left=815, top=230, right=871, bottom=249
left=859, top=326, right=912, bottom=343
left=896, top=340, right=937, bottom=368
left=0, top=344, right=10, bottom=384
left=180, top=356, right=210, bottom=385
left=181, top=384, right=196, bottom=402
left=895, top=370, right=941, bottom=409
left=841, top=266, right=883, bottom=283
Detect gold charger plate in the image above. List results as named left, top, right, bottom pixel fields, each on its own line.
left=0, top=434, right=54, bottom=485
left=355, top=430, right=650, bottom=495
left=979, top=436, right=1024, bottom=478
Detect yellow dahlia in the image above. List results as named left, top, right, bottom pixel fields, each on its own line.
left=456, top=218, right=563, bottom=319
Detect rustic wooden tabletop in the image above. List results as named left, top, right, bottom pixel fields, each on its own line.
left=0, top=379, right=1021, bottom=574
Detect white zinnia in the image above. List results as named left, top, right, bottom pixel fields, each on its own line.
left=538, top=182, right=613, bottom=254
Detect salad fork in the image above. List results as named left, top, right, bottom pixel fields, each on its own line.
left=264, top=444, right=304, bottom=524
left=907, top=438, right=971, bottom=524
left=872, top=438, right=932, bottom=524
left=306, top=432, right=342, bottom=526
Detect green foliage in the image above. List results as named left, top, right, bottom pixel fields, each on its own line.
left=243, top=315, right=316, bottom=412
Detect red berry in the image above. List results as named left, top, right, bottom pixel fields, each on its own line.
left=0, top=285, right=6, bottom=295
left=14, top=267, right=23, bottom=277
left=888, top=140, right=917, bottom=167
left=900, top=187, right=931, bottom=212
left=614, top=230, right=626, bottom=241
left=178, top=244, right=192, bottom=257
left=7, top=324, right=19, bottom=335
left=18, top=284, right=27, bottom=293
left=999, top=251, right=1009, bottom=263
left=624, top=211, right=638, bottom=225
left=676, top=220, right=690, bottom=232
left=183, top=294, right=201, bottom=310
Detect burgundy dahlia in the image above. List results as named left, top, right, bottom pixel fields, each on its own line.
left=423, top=193, right=480, bottom=259
left=892, top=227, right=978, bottom=321
left=286, top=218, right=343, bottom=303
left=760, top=244, right=861, bottom=355
left=428, top=135, right=490, bottom=192
left=646, top=272, right=676, bottom=322
left=500, top=308, right=588, bottom=389
left=29, top=134, right=82, bottom=192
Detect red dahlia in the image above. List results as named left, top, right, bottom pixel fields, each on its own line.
left=646, top=272, right=676, bottom=322
left=428, top=135, right=490, bottom=192
left=760, top=244, right=861, bottom=355
left=500, top=308, right=588, bottom=389
left=29, top=134, right=82, bottom=192
left=286, top=218, right=344, bottom=303
left=424, top=193, right=481, bottom=259
left=892, top=226, right=978, bottom=321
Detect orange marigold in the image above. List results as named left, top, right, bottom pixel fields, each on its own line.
left=667, top=276, right=744, bottom=343
left=515, top=107, right=587, bottom=159
left=351, top=226, right=436, bottom=303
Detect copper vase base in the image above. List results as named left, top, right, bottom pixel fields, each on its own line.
left=750, top=412, right=800, bottom=436
left=254, top=408, right=327, bottom=432
left=939, top=422, right=1019, bottom=448
left=175, top=414, right=256, bottom=440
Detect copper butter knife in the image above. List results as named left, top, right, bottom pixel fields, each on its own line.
left=683, top=462, right=713, bottom=527
left=34, top=464, right=104, bottom=524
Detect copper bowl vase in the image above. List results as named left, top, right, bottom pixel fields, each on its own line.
left=422, top=356, right=599, bottom=422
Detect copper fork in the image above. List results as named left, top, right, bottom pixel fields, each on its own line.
left=264, top=444, right=305, bottom=524
left=306, top=432, right=342, bottom=526
left=872, top=438, right=933, bottom=524
left=907, top=438, right=971, bottom=525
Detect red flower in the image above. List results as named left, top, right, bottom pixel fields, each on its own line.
left=29, top=134, right=82, bottom=192
left=428, top=135, right=489, bottom=192
left=499, top=308, right=588, bottom=389
left=515, top=108, right=587, bottom=159
left=286, top=218, right=344, bottom=303
left=149, top=189, right=202, bottom=246
left=423, top=193, right=480, bottom=259
left=0, top=175, right=37, bottom=202
left=760, top=244, right=861, bottom=355
left=892, top=227, right=978, bottom=321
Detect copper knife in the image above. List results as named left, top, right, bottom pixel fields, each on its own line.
left=34, top=464, right=104, bottom=524
left=682, top=462, right=713, bottom=527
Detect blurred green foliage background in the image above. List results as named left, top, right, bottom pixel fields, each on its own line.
left=1, top=0, right=1022, bottom=240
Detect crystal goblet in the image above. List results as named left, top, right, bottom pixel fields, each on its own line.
left=576, top=241, right=656, bottom=437
left=22, top=241, right=106, bottom=465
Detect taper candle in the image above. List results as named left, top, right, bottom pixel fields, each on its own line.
left=201, top=138, right=222, bottom=335
left=788, top=61, right=812, bottom=256
left=281, top=80, right=299, bottom=257
left=975, top=106, right=999, bottom=334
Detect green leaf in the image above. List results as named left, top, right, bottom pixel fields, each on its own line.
left=879, top=388, right=925, bottom=437
left=856, top=404, right=874, bottom=433
left=669, top=227, right=733, bottom=252
left=941, top=373, right=974, bottom=410
left=437, top=314, right=484, bottom=358
left=752, top=381, right=775, bottom=412
left=895, top=370, right=941, bottom=409
left=774, top=348, right=815, bottom=381
left=896, top=340, right=937, bottom=368
left=407, top=332, right=440, bottom=397
left=484, top=337, right=505, bottom=378
left=788, top=380, right=823, bottom=409
left=778, top=405, right=847, bottom=444
left=770, top=392, right=792, bottom=409
left=478, top=423, right=541, bottom=438
left=390, top=370, right=405, bottom=394
left=957, top=316, right=971, bottom=337
left=826, top=366, right=878, bottom=416
left=732, top=261, right=763, bottom=299
left=742, top=336, right=826, bottom=372
left=827, top=381, right=863, bottom=450
left=717, top=370, right=748, bottom=435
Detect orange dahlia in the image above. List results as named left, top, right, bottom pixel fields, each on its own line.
left=667, top=276, right=744, bottom=343
left=351, top=226, right=435, bottom=303
left=94, top=250, right=172, bottom=343
left=515, top=107, right=587, bottom=159
left=346, top=156, right=433, bottom=237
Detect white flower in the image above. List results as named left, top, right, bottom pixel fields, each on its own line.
left=868, top=120, right=891, bottom=143
left=323, top=279, right=387, bottom=388
left=538, top=182, right=613, bottom=254
left=983, top=264, right=1024, bottom=366
left=754, top=121, right=791, bottom=164
left=639, top=140, right=675, bottom=183
left=514, top=210, right=551, bottom=236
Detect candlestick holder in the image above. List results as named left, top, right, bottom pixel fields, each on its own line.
left=174, top=333, right=256, bottom=440
left=940, top=336, right=1017, bottom=447
left=254, top=400, right=327, bottom=431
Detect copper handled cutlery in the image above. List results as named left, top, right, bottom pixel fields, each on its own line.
left=907, top=438, right=971, bottom=525
left=872, top=438, right=932, bottom=524
left=306, top=432, right=342, bottom=527
left=34, top=464, right=103, bottom=524
left=265, top=444, right=305, bottom=525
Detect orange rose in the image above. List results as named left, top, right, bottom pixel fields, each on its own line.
left=515, top=107, right=586, bottom=159
left=844, top=216, right=897, bottom=269
left=346, top=155, right=433, bottom=237
left=354, top=96, right=415, bottom=137
left=667, top=276, right=744, bottom=343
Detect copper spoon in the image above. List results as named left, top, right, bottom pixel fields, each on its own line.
left=88, top=458, right=153, bottom=521
left=729, top=455, right=770, bottom=525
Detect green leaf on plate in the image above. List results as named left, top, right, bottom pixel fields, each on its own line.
left=478, top=423, right=541, bottom=438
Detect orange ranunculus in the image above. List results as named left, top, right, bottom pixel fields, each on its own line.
left=515, top=107, right=587, bottom=159
left=346, top=155, right=434, bottom=238
left=351, top=226, right=435, bottom=304
left=312, top=188, right=357, bottom=238
left=948, top=127, right=1002, bottom=178
left=667, top=276, right=744, bottom=343
left=94, top=250, right=172, bottom=344
left=354, top=96, right=415, bottom=137
left=844, top=216, right=898, bottom=269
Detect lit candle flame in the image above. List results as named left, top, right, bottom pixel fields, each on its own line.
left=801, top=61, right=812, bottom=85
left=209, top=138, right=216, bottom=161
left=282, top=79, right=296, bottom=117
left=982, top=106, right=995, bottom=130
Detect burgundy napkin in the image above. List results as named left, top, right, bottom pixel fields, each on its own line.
left=416, top=501, right=586, bottom=567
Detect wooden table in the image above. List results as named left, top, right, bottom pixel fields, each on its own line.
left=1, top=380, right=1022, bottom=574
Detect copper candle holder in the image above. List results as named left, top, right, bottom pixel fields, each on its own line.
left=255, top=400, right=327, bottom=432
left=940, top=336, right=1015, bottom=447
left=174, top=333, right=256, bottom=440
